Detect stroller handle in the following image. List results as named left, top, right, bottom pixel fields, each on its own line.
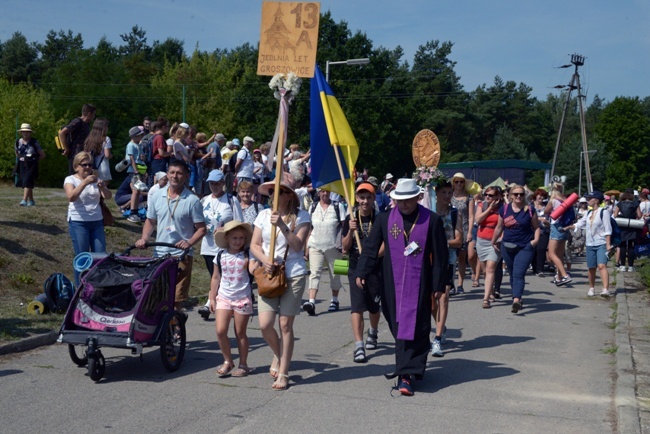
left=121, top=242, right=190, bottom=261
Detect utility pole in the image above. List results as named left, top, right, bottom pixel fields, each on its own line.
left=550, top=54, right=593, bottom=193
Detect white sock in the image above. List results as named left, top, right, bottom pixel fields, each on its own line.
left=309, top=298, right=316, bottom=303
left=331, top=297, right=338, bottom=303
left=355, top=341, right=364, bottom=349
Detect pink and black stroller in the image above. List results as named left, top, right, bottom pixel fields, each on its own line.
left=58, top=243, right=188, bottom=382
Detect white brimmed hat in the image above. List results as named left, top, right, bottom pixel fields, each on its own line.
left=389, top=178, right=421, bottom=200
left=213, top=220, right=253, bottom=249
left=18, top=123, right=33, bottom=132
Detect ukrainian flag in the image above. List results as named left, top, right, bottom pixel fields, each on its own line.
left=310, top=65, right=359, bottom=204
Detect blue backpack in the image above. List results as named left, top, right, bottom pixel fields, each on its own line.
left=43, top=273, right=75, bottom=313
left=595, top=209, right=622, bottom=247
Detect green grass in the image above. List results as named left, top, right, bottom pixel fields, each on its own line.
left=0, top=183, right=211, bottom=342
left=602, top=345, right=618, bottom=354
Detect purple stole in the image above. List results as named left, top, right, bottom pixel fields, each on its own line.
left=387, top=205, right=430, bottom=340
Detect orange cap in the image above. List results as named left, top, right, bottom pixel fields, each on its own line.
left=356, top=182, right=376, bottom=194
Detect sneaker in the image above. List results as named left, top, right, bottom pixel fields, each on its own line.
left=536, top=272, right=545, bottom=277
left=19, top=200, right=27, bottom=206
left=555, top=275, right=572, bottom=286
left=328, top=300, right=339, bottom=312
left=440, top=326, right=447, bottom=344
left=550, top=275, right=560, bottom=285
left=628, top=266, right=636, bottom=273
left=198, top=305, right=210, bottom=320
left=456, top=286, right=464, bottom=294
left=127, top=214, right=141, bottom=223
left=449, top=286, right=457, bottom=296
left=302, top=301, right=316, bottom=316
left=365, top=330, right=378, bottom=350
left=353, top=346, right=367, bottom=363
left=122, top=209, right=132, bottom=218
left=26, top=200, right=35, bottom=206
left=398, top=375, right=414, bottom=396
left=587, top=288, right=595, bottom=297
left=431, top=339, right=443, bottom=357
left=617, top=265, right=627, bottom=272
left=600, top=289, right=611, bottom=297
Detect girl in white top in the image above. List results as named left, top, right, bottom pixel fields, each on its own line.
left=210, top=220, right=254, bottom=378
left=198, top=170, right=244, bottom=320
left=251, top=177, right=311, bottom=390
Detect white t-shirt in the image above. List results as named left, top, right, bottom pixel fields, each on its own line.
left=254, top=208, right=310, bottom=278
left=214, top=250, right=251, bottom=300
left=236, top=148, right=254, bottom=179
left=64, top=175, right=102, bottom=222
left=148, top=183, right=162, bottom=202
left=308, top=201, right=346, bottom=250
left=200, top=194, right=244, bottom=256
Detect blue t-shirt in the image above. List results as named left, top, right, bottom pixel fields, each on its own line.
left=126, top=141, right=141, bottom=173
left=501, top=203, right=534, bottom=247
left=146, top=185, right=204, bottom=257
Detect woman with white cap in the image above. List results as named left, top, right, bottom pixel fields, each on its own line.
left=450, top=173, right=474, bottom=293
left=14, top=123, right=45, bottom=206
left=250, top=176, right=311, bottom=390
left=197, top=169, right=243, bottom=320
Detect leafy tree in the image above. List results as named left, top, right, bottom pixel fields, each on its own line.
left=0, top=32, right=39, bottom=83
left=119, top=25, right=151, bottom=58
left=594, top=97, right=650, bottom=189
left=36, top=30, right=84, bottom=74
left=491, top=124, right=527, bottom=160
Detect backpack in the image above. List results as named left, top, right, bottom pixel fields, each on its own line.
left=599, top=208, right=622, bottom=247
left=558, top=205, right=576, bottom=227
left=43, top=273, right=75, bottom=313
left=140, top=133, right=156, bottom=167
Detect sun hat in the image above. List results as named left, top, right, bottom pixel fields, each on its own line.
left=207, top=169, right=225, bottom=182
left=258, top=174, right=299, bottom=203
left=213, top=220, right=253, bottom=249
left=451, top=172, right=466, bottom=182
left=578, top=197, right=587, bottom=203
left=253, top=149, right=262, bottom=154
left=129, top=126, right=145, bottom=137
left=389, top=178, right=421, bottom=200
left=215, top=133, right=226, bottom=141
left=385, top=173, right=394, bottom=180
left=356, top=182, right=376, bottom=194
left=243, top=136, right=255, bottom=143
left=17, top=123, right=33, bottom=132
left=232, top=138, right=241, bottom=147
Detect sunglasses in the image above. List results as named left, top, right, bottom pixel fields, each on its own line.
left=511, top=192, right=525, bottom=197
left=454, top=180, right=465, bottom=184
left=79, top=163, right=93, bottom=168
left=268, top=189, right=291, bottom=196
left=485, top=193, right=496, bottom=197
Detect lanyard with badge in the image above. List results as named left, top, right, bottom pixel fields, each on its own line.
left=166, top=188, right=181, bottom=237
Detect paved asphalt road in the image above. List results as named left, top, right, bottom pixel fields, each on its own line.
left=0, top=257, right=615, bottom=433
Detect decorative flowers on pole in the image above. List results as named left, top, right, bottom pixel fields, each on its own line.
left=269, top=72, right=302, bottom=103
left=413, top=166, right=447, bottom=188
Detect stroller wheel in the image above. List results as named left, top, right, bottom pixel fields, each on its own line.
left=88, top=352, right=105, bottom=382
left=68, top=344, right=88, bottom=367
left=160, top=311, right=186, bottom=372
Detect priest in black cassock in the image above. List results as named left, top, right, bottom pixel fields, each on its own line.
left=356, top=178, right=448, bottom=396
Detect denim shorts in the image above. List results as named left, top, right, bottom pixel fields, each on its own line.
left=550, top=223, right=569, bottom=241
left=586, top=244, right=608, bottom=268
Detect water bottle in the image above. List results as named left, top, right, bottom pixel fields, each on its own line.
left=115, top=158, right=129, bottom=172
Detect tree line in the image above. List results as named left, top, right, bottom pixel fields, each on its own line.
left=1, top=12, right=649, bottom=190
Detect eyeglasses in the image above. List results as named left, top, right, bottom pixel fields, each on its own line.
left=511, top=192, right=525, bottom=197
left=454, top=180, right=465, bottom=184
left=79, top=163, right=93, bottom=168
left=485, top=193, right=495, bottom=197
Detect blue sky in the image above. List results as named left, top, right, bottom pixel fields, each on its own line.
left=2, top=0, right=648, bottom=102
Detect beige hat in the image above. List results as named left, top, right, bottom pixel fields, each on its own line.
left=18, top=123, right=33, bottom=132
left=243, top=136, right=255, bottom=143
left=213, top=220, right=253, bottom=249
left=258, top=173, right=300, bottom=207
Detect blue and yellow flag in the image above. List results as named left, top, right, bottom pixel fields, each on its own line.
left=310, top=65, right=359, bottom=204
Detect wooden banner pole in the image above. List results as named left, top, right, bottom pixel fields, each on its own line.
left=332, top=143, right=363, bottom=253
